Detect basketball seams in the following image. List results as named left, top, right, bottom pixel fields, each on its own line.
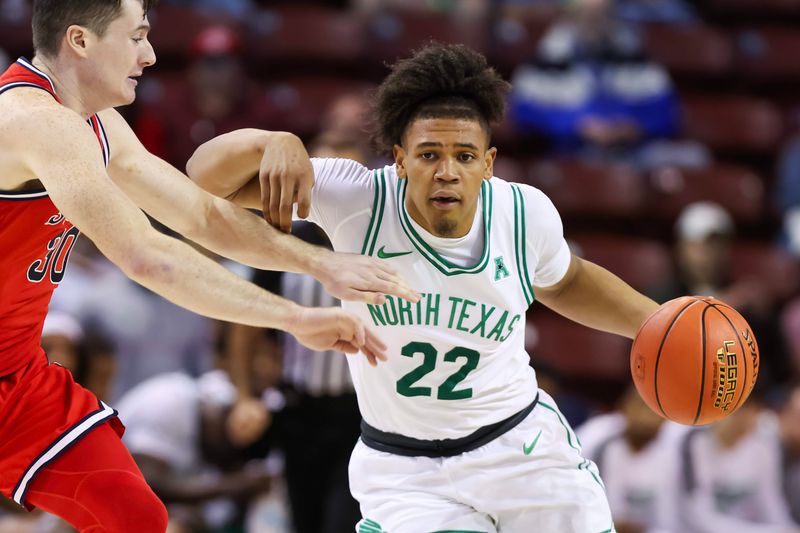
left=692, top=305, right=712, bottom=425
left=653, top=298, right=704, bottom=420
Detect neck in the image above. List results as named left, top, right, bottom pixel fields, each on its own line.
left=31, top=55, right=95, bottom=119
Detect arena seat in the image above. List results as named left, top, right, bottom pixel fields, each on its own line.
left=568, top=234, right=674, bottom=292
left=643, top=24, right=734, bottom=78
left=488, top=11, right=555, bottom=75
left=246, top=6, right=366, bottom=69
left=730, top=242, right=800, bottom=301
left=733, top=27, right=800, bottom=82
left=780, top=297, right=800, bottom=374
left=706, top=0, right=800, bottom=19
left=260, top=76, right=375, bottom=138
left=492, top=156, right=526, bottom=184
left=0, top=19, right=31, bottom=58
left=527, top=308, right=631, bottom=381
left=147, top=6, right=241, bottom=63
left=363, top=10, right=489, bottom=66
left=646, top=163, right=765, bottom=222
left=681, top=95, right=783, bottom=154
left=522, top=160, right=646, bottom=219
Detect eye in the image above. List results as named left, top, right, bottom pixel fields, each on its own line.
left=420, top=152, right=436, bottom=160
left=132, top=37, right=144, bottom=43
left=458, top=153, right=476, bottom=162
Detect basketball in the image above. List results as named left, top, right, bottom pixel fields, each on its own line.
left=631, top=296, right=760, bottom=426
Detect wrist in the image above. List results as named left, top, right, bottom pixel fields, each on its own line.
left=282, top=302, right=305, bottom=335
left=305, top=247, right=334, bottom=283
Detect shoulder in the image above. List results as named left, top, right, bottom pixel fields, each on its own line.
left=1, top=94, right=103, bottom=170
left=311, top=157, right=373, bottom=182
left=492, top=178, right=561, bottom=222
left=97, top=108, right=140, bottom=152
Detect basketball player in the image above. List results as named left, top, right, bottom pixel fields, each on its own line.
left=0, top=0, right=419, bottom=531
left=190, top=43, right=660, bottom=532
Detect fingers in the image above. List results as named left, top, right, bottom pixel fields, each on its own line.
left=268, top=173, right=283, bottom=232
left=356, top=331, right=386, bottom=367
left=296, top=179, right=311, bottom=220
left=278, top=179, right=294, bottom=233
left=260, top=175, right=272, bottom=224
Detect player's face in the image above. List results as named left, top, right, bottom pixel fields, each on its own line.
left=84, top=0, right=155, bottom=107
left=394, top=117, right=496, bottom=238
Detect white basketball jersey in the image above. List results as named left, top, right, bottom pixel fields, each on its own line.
left=307, top=159, right=571, bottom=440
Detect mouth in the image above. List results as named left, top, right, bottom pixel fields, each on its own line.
left=127, top=74, right=141, bottom=86
left=429, top=191, right=461, bottom=210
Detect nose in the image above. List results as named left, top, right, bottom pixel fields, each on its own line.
left=434, top=157, right=459, bottom=182
left=141, top=39, right=157, bottom=68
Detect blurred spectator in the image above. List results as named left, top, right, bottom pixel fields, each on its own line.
left=41, top=312, right=117, bottom=402
left=227, top=221, right=361, bottom=533
left=648, top=202, right=792, bottom=391
left=135, top=25, right=277, bottom=168
left=779, top=383, right=800, bottom=523
left=614, top=0, right=698, bottom=24
left=531, top=357, right=596, bottom=428
left=117, top=329, right=283, bottom=533
left=679, top=394, right=799, bottom=531
left=308, top=91, right=376, bottom=166
left=41, top=311, right=84, bottom=372
left=0, top=0, right=28, bottom=24
left=775, top=136, right=800, bottom=258
left=74, top=261, right=214, bottom=401
left=582, top=387, right=687, bottom=533
left=0, top=48, right=8, bottom=72
left=509, top=0, right=680, bottom=162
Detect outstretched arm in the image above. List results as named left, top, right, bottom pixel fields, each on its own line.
left=15, top=96, right=382, bottom=357
left=535, top=255, right=659, bottom=339
left=104, top=112, right=418, bottom=306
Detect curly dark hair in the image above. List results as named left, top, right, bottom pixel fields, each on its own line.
left=370, top=42, right=511, bottom=154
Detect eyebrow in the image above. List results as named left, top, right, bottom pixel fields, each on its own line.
left=135, top=23, right=151, bottom=32
left=415, top=142, right=480, bottom=150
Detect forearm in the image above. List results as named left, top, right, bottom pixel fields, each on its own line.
left=536, top=257, right=659, bottom=339
left=187, top=128, right=278, bottom=199
left=189, top=194, right=328, bottom=274
left=113, top=231, right=301, bottom=330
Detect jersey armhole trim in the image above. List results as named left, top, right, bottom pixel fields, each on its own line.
left=360, top=168, right=385, bottom=257
left=511, top=184, right=535, bottom=305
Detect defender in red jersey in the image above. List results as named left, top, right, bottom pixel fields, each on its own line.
left=0, top=0, right=418, bottom=530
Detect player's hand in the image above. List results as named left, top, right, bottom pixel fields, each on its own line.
left=258, top=132, right=314, bottom=233
left=226, top=396, right=271, bottom=447
left=313, top=249, right=421, bottom=305
left=288, top=307, right=388, bottom=366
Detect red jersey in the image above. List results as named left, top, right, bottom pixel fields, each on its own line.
left=0, top=58, right=110, bottom=376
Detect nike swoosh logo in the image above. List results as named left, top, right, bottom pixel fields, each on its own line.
left=376, top=245, right=412, bottom=259
left=523, top=429, right=543, bottom=456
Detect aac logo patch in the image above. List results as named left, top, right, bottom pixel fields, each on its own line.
left=493, top=255, right=510, bottom=282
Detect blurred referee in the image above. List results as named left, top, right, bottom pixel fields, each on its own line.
left=226, top=221, right=361, bottom=533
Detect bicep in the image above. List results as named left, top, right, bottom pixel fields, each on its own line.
left=103, top=109, right=214, bottom=237
left=22, top=109, right=154, bottom=262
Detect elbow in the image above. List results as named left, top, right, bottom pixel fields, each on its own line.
left=111, top=235, right=178, bottom=286
left=185, top=150, right=216, bottom=194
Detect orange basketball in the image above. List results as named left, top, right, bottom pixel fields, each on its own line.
left=630, top=296, right=760, bottom=425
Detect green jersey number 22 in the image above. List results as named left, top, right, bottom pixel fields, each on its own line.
left=396, top=341, right=479, bottom=400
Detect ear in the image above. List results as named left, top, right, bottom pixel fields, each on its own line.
left=484, top=147, right=497, bottom=181
left=393, top=144, right=407, bottom=179
left=64, top=25, right=91, bottom=58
